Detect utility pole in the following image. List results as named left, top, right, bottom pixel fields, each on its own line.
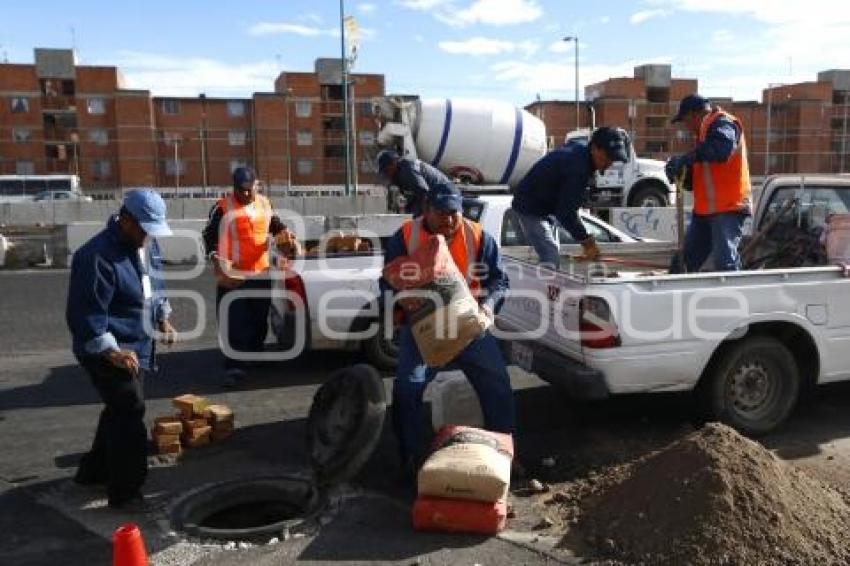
left=284, top=88, right=293, bottom=190
left=842, top=92, right=849, bottom=174
left=563, top=36, right=580, bottom=129
left=173, top=140, right=180, bottom=190
left=340, top=0, right=352, bottom=197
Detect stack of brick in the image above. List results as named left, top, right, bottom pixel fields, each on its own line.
left=151, top=416, right=183, bottom=455
left=173, top=394, right=211, bottom=448
left=412, top=425, right=513, bottom=535
left=205, top=404, right=235, bottom=441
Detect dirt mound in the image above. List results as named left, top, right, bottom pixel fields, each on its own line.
left=567, top=423, right=850, bottom=565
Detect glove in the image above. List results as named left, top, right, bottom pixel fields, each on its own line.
left=579, top=237, right=600, bottom=261
left=665, top=154, right=690, bottom=184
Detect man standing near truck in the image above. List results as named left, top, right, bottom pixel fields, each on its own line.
left=511, top=126, right=631, bottom=268
left=377, top=149, right=454, bottom=216
left=202, top=166, right=286, bottom=386
left=381, top=182, right=515, bottom=477
left=665, top=94, right=752, bottom=272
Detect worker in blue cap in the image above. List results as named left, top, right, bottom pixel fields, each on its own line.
left=511, top=126, right=631, bottom=268
left=380, top=181, right=515, bottom=479
left=376, top=149, right=453, bottom=216
left=666, top=94, right=752, bottom=272
left=66, top=189, right=177, bottom=510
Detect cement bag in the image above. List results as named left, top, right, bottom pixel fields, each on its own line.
left=432, top=425, right=514, bottom=458
left=824, top=214, right=850, bottom=263
left=418, top=426, right=512, bottom=503
left=382, top=234, right=490, bottom=367
left=413, top=496, right=507, bottom=535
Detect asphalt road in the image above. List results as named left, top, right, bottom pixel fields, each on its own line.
left=2, top=268, right=850, bottom=565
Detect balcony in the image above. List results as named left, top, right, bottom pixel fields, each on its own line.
left=321, top=101, right=346, bottom=115
left=41, top=95, right=77, bottom=113
left=43, top=128, right=77, bottom=143
left=323, top=130, right=346, bottom=144
left=644, top=102, right=674, bottom=116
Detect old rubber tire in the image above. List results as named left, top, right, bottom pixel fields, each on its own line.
left=698, top=336, right=800, bottom=436
left=628, top=182, right=669, bottom=207
left=363, top=316, right=399, bottom=371
left=307, top=364, right=387, bottom=488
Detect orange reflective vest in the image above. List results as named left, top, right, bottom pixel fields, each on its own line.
left=692, top=109, right=752, bottom=215
left=217, top=193, right=273, bottom=273
left=402, top=218, right=483, bottom=293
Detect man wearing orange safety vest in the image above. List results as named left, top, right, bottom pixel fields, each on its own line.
left=202, top=167, right=286, bottom=386
left=666, top=94, right=752, bottom=272
left=379, top=182, right=515, bottom=478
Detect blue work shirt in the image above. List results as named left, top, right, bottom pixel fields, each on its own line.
left=66, top=217, right=171, bottom=370
left=511, top=140, right=593, bottom=242
left=685, top=113, right=741, bottom=164
left=393, top=158, right=453, bottom=216
left=380, top=222, right=509, bottom=315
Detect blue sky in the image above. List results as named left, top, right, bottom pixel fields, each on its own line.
left=2, top=0, right=848, bottom=105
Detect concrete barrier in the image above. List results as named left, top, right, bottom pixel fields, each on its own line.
left=0, top=195, right=386, bottom=227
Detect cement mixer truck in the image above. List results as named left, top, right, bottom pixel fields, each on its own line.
left=374, top=96, right=548, bottom=189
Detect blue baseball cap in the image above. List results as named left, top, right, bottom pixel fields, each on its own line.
left=427, top=182, right=463, bottom=213
left=589, top=127, right=630, bottom=163
left=123, top=189, right=171, bottom=237
left=671, top=94, right=711, bottom=123
left=376, top=149, right=399, bottom=175
left=233, top=166, right=257, bottom=189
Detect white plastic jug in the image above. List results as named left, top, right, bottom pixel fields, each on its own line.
left=428, top=370, right=484, bottom=432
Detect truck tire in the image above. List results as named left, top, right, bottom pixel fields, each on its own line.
left=628, top=181, right=669, bottom=207
left=363, top=316, right=399, bottom=371
left=698, top=336, right=800, bottom=436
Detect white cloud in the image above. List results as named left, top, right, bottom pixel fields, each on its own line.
left=399, top=0, right=542, bottom=27
left=358, top=3, right=377, bottom=12
left=108, top=51, right=278, bottom=97
left=300, top=12, right=323, bottom=24
left=630, top=9, right=670, bottom=24
left=249, top=22, right=330, bottom=37
left=490, top=57, right=672, bottom=97
left=548, top=40, right=575, bottom=54
left=439, top=37, right=539, bottom=56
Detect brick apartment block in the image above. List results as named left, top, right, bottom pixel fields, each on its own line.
left=0, top=49, right=385, bottom=192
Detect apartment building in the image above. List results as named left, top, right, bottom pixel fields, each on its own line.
left=0, top=49, right=385, bottom=191
left=526, top=64, right=850, bottom=176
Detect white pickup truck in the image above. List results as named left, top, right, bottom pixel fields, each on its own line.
left=269, top=194, right=665, bottom=369
left=497, top=174, right=850, bottom=434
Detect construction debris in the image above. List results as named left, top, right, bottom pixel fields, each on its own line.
left=150, top=397, right=234, bottom=454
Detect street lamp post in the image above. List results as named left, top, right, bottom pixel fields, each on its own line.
left=172, top=140, right=180, bottom=191
left=841, top=92, right=849, bottom=174
left=284, top=87, right=293, bottom=190
left=340, top=0, right=352, bottom=197
left=764, top=82, right=788, bottom=176
left=563, top=36, right=579, bottom=129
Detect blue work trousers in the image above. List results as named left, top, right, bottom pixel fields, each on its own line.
left=216, top=276, right=271, bottom=370
left=393, top=325, right=516, bottom=463
left=671, top=212, right=747, bottom=273
left=515, top=211, right=561, bottom=269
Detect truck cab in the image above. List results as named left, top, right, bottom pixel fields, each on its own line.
left=564, top=129, right=676, bottom=208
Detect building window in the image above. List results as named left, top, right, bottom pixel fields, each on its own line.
left=12, top=128, right=31, bottom=143
left=228, top=130, right=247, bottom=146
left=295, top=101, right=312, bottom=118
left=92, top=159, right=111, bottom=178
left=358, top=131, right=375, bottom=146
left=227, top=100, right=246, bottom=117
left=297, top=159, right=313, bottom=175
left=161, top=99, right=180, bottom=115
left=161, top=131, right=183, bottom=144
left=16, top=160, right=35, bottom=175
left=229, top=159, right=248, bottom=173
left=164, top=159, right=186, bottom=175
left=87, top=97, right=106, bottom=115
left=296, top=130, right=313, bottom=146
left=11, top=97, right=29, bottom=113
left=89, top=128, right=109, bottom=146
left=359, top=102, right=373, bottom=117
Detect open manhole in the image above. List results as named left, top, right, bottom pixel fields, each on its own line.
left=170, top=364, right=386, bottom=541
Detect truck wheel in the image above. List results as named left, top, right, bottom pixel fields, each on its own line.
left=628, top=182, right=669, bottom=207
left=698, top=336, right=800, bottom=436
left=363, top=317, right=399, bottom=371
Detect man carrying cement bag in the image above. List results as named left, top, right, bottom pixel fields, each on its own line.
left=380, top=182, right=515, bottom=477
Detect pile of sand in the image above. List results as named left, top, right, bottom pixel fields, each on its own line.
left=565, top=423, right=850, bottom=565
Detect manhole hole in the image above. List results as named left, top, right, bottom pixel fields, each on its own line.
left=171, top=476, right=320, bottom=541
left=170, top=364, right=387, bottom=542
